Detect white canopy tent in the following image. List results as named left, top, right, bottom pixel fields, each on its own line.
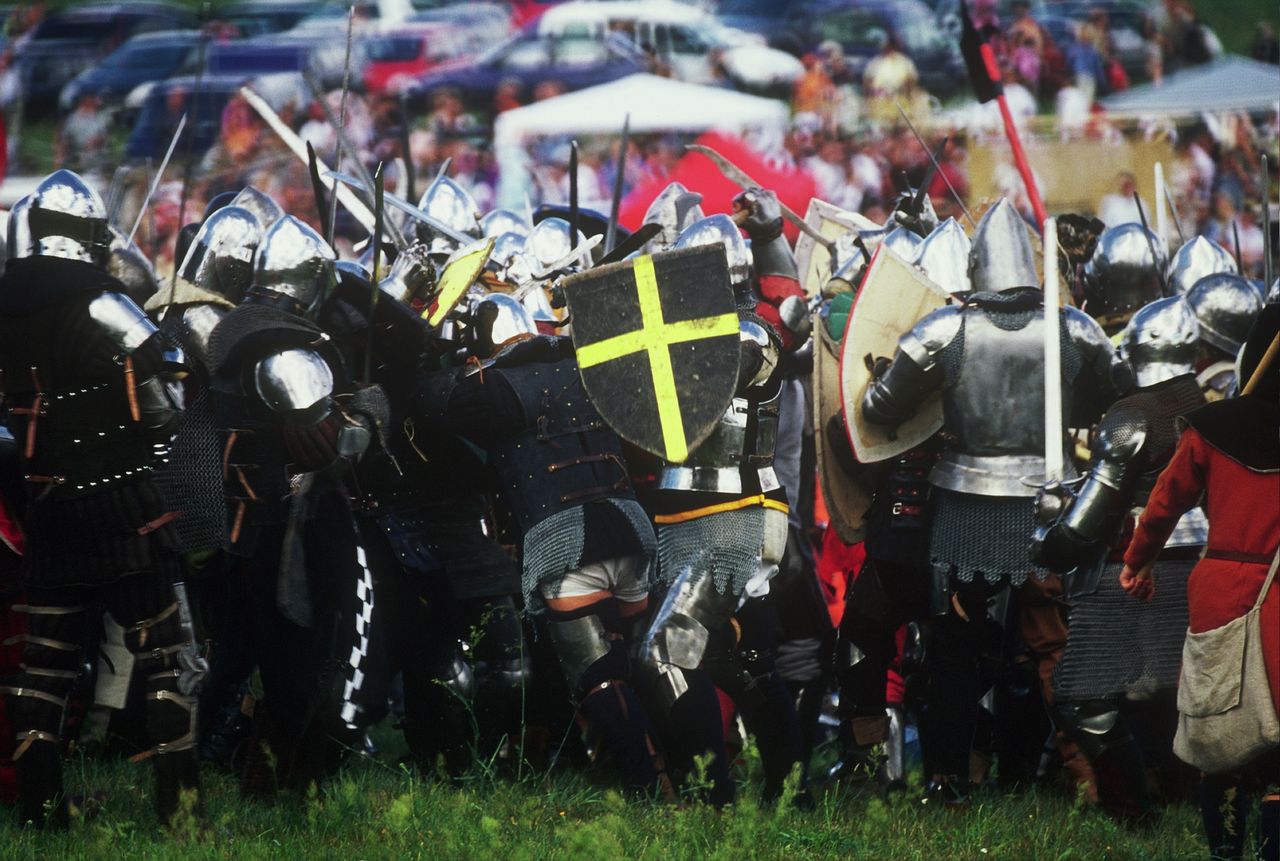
left=1101, top=55, right=1280, bottom=117
left=493, top=74, right=790, bottom=209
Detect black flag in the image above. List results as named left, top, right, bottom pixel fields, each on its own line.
left=960, top=0, right=1003, bottom=103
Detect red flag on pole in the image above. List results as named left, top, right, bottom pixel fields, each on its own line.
left=958, top=0, right=1047, bottom=226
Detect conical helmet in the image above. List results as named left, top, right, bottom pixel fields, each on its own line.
left=230, top=186, right=285, bottom=228
left=480, top=208, right=531, bottom=240
left=1118, top=296, right=1199, bottom=387
left=641, top=181, right=704, bottom=251
left=673, top=213, right=750, bottom=287
left=27, top=169, right=111, bottom=267
left=526, top=217, right=589, bottom=272
left=1167, top=235, right=1236, bottom=296
left=916, top=217, right=972, bottom=295
left=1081, top=222, right=1166, bottom=320
left=178, top=205, right=263, bottom=307
left=251, top=215, right=336, bottom=317
left=1185, top=272, right=1264, bottom=355
left=967, top=198, right=1037, bottom=292
left=882, top=225, right=924, bottom=262
left=416, top=174, right=480, bottom=252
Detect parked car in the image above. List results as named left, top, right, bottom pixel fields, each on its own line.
left=536, top=0, right=803, bottom=92
left=212, top=0, right=318, bottom=37
left=58, top=30, right=204, bottom=115
left=12, top=2, right=196, bottom=116
left=123, top=72, right=306, bottom=163
left=363, top=23, right=472, bottom=95
left=407, top=29, right=646, bottom=112
left=409, top=2, right=514, bottom=47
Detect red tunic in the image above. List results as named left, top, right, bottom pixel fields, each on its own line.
left=1124, top=427, right=1280, bottom=715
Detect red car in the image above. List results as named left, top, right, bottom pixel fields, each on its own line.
left=363, top=23, right=471, bottom=95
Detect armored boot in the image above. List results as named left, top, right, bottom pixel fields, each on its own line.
left=14, top=740, right=67, bottom=828
left=546, top=608, right=669, bottom=798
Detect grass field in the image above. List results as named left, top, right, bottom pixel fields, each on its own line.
left=0, top=729, right=1214, bottom=861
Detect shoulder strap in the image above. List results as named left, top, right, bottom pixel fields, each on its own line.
left=1254, top=549, right=1280, bottom=611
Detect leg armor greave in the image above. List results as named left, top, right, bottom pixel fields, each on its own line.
left=3, top=600, right=92, bottom=827
left=121, top=599, right=202, bottom=822
left=545, top=604, right=665, bottom=795
left=636, top=566, right=740, bottom=715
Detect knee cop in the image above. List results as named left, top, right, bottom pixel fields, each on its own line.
left=636, top=566, right=739, bottom=713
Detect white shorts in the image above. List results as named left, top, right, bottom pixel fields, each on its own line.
left=539, top=554, right=651, bottom=604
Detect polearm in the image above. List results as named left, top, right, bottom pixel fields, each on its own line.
left=1162, top=176, right=1187, bottom=244
left=894, top=101, right=975, bottom=229
left=126, top=113, right=186, bottom=247
left=568, top=139, right=580, bottom=240
left=1263, top=154, right=1273, bottom=287
left=303, top=71, right=408, bottom=248
left=174, top=6, right=210, bottom=247
left=604, top=113, right=630, bottom=253
left=960, top=0, right=1046, bottom=228
left=1154, top=162, right=1168, bottom=248
left=365, top=162, right=384, bottom=384
left=1133, top=190, right=1168, bottom=294
left=326, top=5, right=356, bottom=244
left=1043, top=217, right=1063, bottom=481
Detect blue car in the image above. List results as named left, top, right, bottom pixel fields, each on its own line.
left=407, top=30, right=647, bottom=114
left=59, top=30, right=205, bottom=115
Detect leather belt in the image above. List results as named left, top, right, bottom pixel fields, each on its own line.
left=1204, top=549, right=1274, bottom=564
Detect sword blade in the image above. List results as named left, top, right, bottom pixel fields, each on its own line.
left=895, top=101, right=975, bottom=229
left=324, top=168, right=471, bottom=246
left=303, top=71, right=407, bottom=247
left=683, top=143, right=835, bottom=251
left=366, top=162, right=385, bottom=383
left=126, top=112, right=186, bottom=247
left=240, top=85, right=375, bottom=230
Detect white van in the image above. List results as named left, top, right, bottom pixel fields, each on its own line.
left=536, top=0, right=801, bottom=90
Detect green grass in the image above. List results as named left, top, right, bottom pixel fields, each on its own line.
left=0, top=730, right=1210, bottom=861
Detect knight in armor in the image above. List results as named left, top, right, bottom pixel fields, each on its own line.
left=1184, top=272, right=1264, bottom=399
left=414, top=294, right=667, bottom=796
left=321, top=247, right=529, bottom=776
left=204, top=215, right=384, bottom=797
left=860, top=199, right=1130, bottom=802
left=0, top=170, right=199, bottom=826
left=145, top=197, right=266, bottom=768
left=1080, top=222, right=1167, bottom=335
left=416, top=174, right=482, bottom=259
left=1032, top=295, right=1207, bottom=820
left=1166, top=235, right=1237, bottom=296
left=635, top=189, right=810, bottom=805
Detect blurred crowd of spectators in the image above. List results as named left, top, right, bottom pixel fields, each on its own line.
left=11, top=0, right=1276, bottom=283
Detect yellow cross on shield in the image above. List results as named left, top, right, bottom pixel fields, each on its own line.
left=561, top=245, right=741, bottom=463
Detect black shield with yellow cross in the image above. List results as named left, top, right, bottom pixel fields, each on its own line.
left=561, top=245, right=740, bottom=463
